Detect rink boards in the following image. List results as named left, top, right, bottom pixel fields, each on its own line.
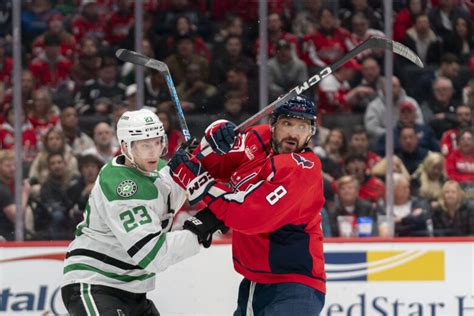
left=0, top=237, right=473, bottom=316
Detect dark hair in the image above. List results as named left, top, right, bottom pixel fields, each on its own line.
left=440, top=53, right=460, bottom=65
left=47, top=152, right=64, bottom=163
left=344, top=153, right=366, bottom=165
left=79, top=154, right=103, bottom=170
left=457, top=127, right=473, bottom=141
left=351, top=125, right=368, bottom=136
left=399, top=125, right=417, bottom=135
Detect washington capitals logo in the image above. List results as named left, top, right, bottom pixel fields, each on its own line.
left=292, top=153, right=314, bottom=169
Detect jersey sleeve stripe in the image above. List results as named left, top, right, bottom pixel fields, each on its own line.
left=66, top=249, right=142, bottom=270
left=64, top=263, right=155, bottom=282
left=137, top=234, right=167, bottom=269
left=127, top=231, right=162, bottom=257
left=250, top=130, right=270, bottom=155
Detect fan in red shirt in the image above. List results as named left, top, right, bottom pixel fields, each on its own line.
left=302, top=7, right=352, bottom=68
left=0, top=37, right=12, bottom=89
left=104, top=0, right=134, bottom=46
left=32, top=13, right=76, bottom=59
left=446, top=128, right=474, bottom=183
left=157, top=111, right=184, bottom=161
left=28, top=88, right=59, bottom=148
left=169, top=95, right=326, bottom=315
left=71, top=0, right=106, bottom=42
left=440, top=105, right=472, bottom=156
left=29, top=34, right=72, bottom=90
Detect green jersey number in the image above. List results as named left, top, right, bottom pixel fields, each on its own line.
left=120, top=206, right=152, bottom=233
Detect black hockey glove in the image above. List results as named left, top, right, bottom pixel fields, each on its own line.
left=183, top=208, right=229, bottom=248
left=204, top=120, right=237, bottom=154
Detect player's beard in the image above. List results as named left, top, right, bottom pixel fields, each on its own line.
left=272, top=136, right=304, bottom=154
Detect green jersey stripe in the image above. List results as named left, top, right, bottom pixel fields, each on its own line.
left=81, top=283, right=98, bottom=316
left=138, top=234, right=167, bottom=268
left=64, top=263, right=155, bottom=282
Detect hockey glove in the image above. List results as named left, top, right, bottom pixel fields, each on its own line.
left=179, top=137, right=199, bottom=154
left=204, top=120, right=237, bottom=155
left=168, top=149, right=216, bottom=204
left=183, top=208, right=229, bottom=248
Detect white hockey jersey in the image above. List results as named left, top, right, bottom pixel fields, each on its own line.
left=61, top=156, right=199, bottom=293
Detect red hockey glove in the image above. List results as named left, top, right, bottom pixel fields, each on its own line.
left=204, top=119, right=237, bottom=155
left=183, top=208, right=229, bottom=248
left=168, top=149, right=216, bottom=204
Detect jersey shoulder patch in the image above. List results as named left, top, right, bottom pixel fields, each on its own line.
left=99, top=160, right=158, bottom=201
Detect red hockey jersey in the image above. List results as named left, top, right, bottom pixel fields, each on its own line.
left=196, top=124, right=326, bottom=294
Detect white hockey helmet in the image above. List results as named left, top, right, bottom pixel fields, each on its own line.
left=117, top=109, right=167, bottom=161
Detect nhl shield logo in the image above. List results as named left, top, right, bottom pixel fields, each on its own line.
left=291, top=153, right=314, bottom=169
left=117, top=179, right=137, bottom=197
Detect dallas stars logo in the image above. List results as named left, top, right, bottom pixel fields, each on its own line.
left=117, top=179, right=137, bottom=197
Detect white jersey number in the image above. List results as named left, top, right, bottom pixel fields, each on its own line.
left=265, top=185, right=287, bottom=206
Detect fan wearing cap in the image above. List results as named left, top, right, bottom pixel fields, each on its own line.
left=317, top=58, right=374, bottom=113
left=169, top=95, right=326, bottom=315
left=61, top=109, right=225, bottom=315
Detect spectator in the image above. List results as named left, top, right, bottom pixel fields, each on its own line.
left=82, top=122, right=118, bottom=164
left=211, top=35, right=256, bottom=85
left=21, top=0, right=58, bottom=50
left=164, top=34, right=209, bottom=86
left=364, top=76, right=423, bottom=142
left=371, top=155, right=410, bottom=180
left=428, top=0, right=470, bottom=44
left=377, top=100, right=440, bottom=154
left=143, top=70, right=171, bottom=110
left=329, top=175, right=379, bottom=237
left=156, top=111, right=184, bottom=161
left=402, top=13, right=443, bottom=66
left=119, top=39, right=155, bottom=86
left=155, top=0, right=211, bottom=39
left=254, top=12, right=298, bottom=59
left=122, top=11, right=164, bottom=59
left=68, top=154, right=103, bottom=215
left=29, top=127, right=79, bottom=187
left=422, top=77, right=458, bottom=138
left=443, top=16, right=474, bottom=64
left=214, top=66, right=259, bottom=114
left=0, top=36, right=12, bottom=90
left=393, top=0, right=426, bottom=42
left=28, top=88, right=59, bottom=148
left=75, top=54, right=126, bottom=115
left=212, top=15, right=252, bottom=58
left=352, top=57, right=384, bottom=112
left=445, top=128, right=474, bottom=184
left=414, top=53, right=461, bottom=104
left=29, top=33, right=73, bottom=91
left=463, top=78, right=474, bottom=108
left=317, top=59, right=374, bottom=114
left=69, top=35, right=101, bottom=92
left=165, top=15, right=211, bottom=61
left=58, top=106, right=94, bottom=156
left=339, top=0, right=383, bottom=31
left=431, top=180, right=474, bottom=236
left=348, top=12, right=385, bottom=62
left=104, top=0, right=134, bottom=47
left=268, top=39, right=308, bottom=102
left=411, top=152, right=446, bottom=206
left=0, top=150, right=30, bottom=241
left=440, top=104, right=472, bottom=156
left=71, top=0, right=106, bottom=42
left=213, top=91, right=251, bottom=125
left=292, top=0, right=323, bottom=37
left=0, top=1, right=12, bottom=39
left=302, top=7, right=352, bottom=69
left=176, top=62, right=218, bottom=113
left=348, top=125, right=381, bottom=170
left=314, top=127, right=347, bottom=166
left=344, top=153, right=386, bottom=205
left=392, top=173, right=431, bottom=237
left=396, top=126, right=430, bottom=175
left=32, top=13, right=76, bottom=59
left=38, top=153, right=76, bottom=240
left=0, top=107, right=38, bottom=164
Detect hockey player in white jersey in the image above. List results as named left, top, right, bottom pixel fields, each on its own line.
left=61, top=109, right=225, bottom=315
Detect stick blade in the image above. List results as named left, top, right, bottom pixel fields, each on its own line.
left=115, top=49, right=169, bottom=72
left=370, top=37, right=424, bottom=68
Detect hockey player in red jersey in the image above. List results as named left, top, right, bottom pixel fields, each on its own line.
left=169, top=95, right=326, bottom=315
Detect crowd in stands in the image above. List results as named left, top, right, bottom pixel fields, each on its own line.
left=0, top=0, right=473, bottom=241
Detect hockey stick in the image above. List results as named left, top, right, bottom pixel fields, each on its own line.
left=115, top=49, right=192, bottom=141
left=235, top=36, right=423, bottom=133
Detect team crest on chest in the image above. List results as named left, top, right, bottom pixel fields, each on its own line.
left=117, top=179, right=137, bottom=197
left=292, top=153, right=314, bottom=169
